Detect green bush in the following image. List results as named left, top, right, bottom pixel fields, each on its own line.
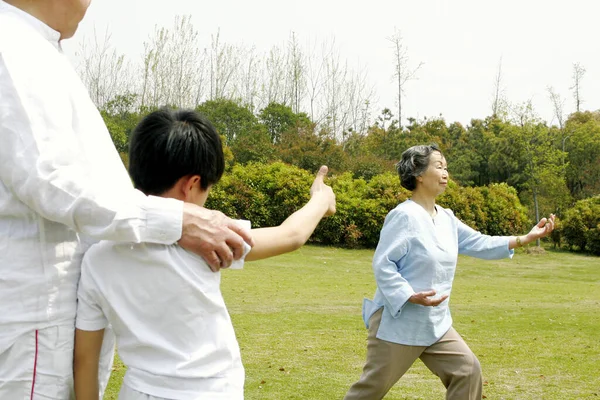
left=206, top=162, right=533, bottom=248
left=560, top=195, right=600, bottom=255
left=206, top=162, right=312, bottom=228
left=438, top=181, right=487, bottom=231
left=478, top=183, right=531, bottom=235
left=438, top=182, right=530, bottom=236
left=311, top=172, right=366, bottom=247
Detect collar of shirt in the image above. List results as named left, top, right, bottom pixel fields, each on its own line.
left=407, top=198, right=439, bottom=223
left=0, top=0, right=61, bottom=50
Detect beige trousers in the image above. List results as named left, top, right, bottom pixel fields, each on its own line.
left=344, top=309, right=482, bottom=400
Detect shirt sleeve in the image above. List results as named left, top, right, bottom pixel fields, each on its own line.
left=0, top=50, right=182, bottom=245
left=76, top=259, right=108, bottom=332
left=372, top=209, right=416, bottom=317
left=228, top=219, right=252, bottom=270
left=455, top=215, right=514, bottom=260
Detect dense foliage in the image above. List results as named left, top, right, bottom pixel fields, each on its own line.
left=559, top=196, right=600, bottom=255
left=100, top=98, right=599, bottom=253
left=205, top=162, right=530, bottom=248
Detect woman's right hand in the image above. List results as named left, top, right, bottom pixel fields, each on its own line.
left=408, top=290, right=449, bottom=307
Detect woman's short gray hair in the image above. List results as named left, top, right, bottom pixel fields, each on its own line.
left=396, top=144, right=442, bottom=191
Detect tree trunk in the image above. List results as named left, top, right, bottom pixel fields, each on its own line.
left=533, top=187, right=541, bottom=247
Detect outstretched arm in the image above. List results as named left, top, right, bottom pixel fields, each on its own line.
left=509, top=214, right=555, bottom=249
left=74, top=328, right=105, bottom=400
left=245, top=166, right=336, bottom=261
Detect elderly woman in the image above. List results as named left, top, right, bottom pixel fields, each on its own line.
left=344, top=144, right=554, bottom=400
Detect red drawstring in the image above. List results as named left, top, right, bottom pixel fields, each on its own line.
left=30, top=330, right=39, bottom=400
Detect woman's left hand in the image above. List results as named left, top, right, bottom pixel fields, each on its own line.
left=527, top=214, right=556, bottom=240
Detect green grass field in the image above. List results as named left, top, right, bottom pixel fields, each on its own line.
left=104, top=246, right=600, bottom=399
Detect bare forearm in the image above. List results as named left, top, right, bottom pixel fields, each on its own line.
left=74, top=360, right=99, bottom=400
left=509, top=214, right=555, bottom=249
left=509, top=233, right=534, bottom=250
left=246, top=194, right=329, bottom=261
left=280, top=193, right=330, bottom=241
left=73, top=328, right=104, bottom=400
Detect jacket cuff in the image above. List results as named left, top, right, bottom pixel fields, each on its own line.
left=144, top=195, right=184, bottom=244
left=389, top=285, right=416, bottom=318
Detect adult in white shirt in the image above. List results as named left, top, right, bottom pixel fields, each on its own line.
left=0, top=1, right=253, bottom=398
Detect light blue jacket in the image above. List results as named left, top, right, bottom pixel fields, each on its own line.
left=363, top=199, right=513, bottom=346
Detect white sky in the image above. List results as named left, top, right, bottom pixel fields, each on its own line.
left=63, top=0, right=600, bottom=126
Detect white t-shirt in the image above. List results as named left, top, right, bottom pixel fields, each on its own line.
left=76, top=222, right=251, bottom=400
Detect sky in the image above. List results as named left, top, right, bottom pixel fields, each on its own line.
left=63, top=0, right=600, bottom=126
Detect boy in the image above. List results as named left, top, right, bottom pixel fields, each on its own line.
left=73, top=108, right=336, bottom=400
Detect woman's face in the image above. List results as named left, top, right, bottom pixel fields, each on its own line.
left=416, top=151, right=448, bottom=197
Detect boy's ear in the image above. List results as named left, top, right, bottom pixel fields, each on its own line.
left=181, top=175, right=202, bottom=201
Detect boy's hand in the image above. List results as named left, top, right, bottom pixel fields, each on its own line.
left=310, top=165, right=336, bottom=216
left=180, top=204, right=255, bottom=271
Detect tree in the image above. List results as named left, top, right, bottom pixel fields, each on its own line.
left=237, top=46, right=261, bottom=112
left=230, top=129, right=275, bottom=165
left=504, top=102, right=568, bottom=244
left=547, top=86, right=566, bottom=130
left=490, top=57, right=508, bottom=119
left=169, top=15, right=203, bottom=108
left=139, top=17, right=202, bottom=109
left=373, top=108, right=396, bottom=159
left=259, top=102, right=312, bottom=144
left=456, top=118, right=499, bottom=187
left=277, top=125, right=348, bottom=173
left=140, top=25, right=171, bottom=108
left=262, top=45, right=287, bottom=107
left=564, top=111, right=600, bottom=199
left=387, top=28, right=423, bottom=127
left=77, top=29, right=132, bottom=108
left=321, top=39, right=348, bottom=138
left=547, top=86, right=569, bottom=166
left=316, top=39, right=375, bottom=141
left=286, top=32, right=306, bottom=114
left=343, top=67, right=375, bottom=144
left=571, top=62, right=586, bottom=112
left=208, top=29, right=241, bottom=101
left=196, top=99, right=260, bottom=145
left=98, top=93, right=142, bottom=165
left=305, top=38, right=325, bottom=123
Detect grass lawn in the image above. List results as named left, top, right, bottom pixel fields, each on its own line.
left=104, top=245, right=600, bottom=399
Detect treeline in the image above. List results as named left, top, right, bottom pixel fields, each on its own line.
left=99, top=95, right=600, bottom=254
left=79, top=16, right=374, bottom=140
left=83, top=15, right=599, bottom=254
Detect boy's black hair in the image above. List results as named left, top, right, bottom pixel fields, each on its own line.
left=129, top=108, right=225, bottom=195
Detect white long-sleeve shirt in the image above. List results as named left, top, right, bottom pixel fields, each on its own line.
left=363, top=200, right=513, bottom=346
left=0, top=1, right=183, bottom=353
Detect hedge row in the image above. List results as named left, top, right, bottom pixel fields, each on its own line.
left=557, top=195, right=600, bottom=255
left=205, top=162, right=532, bottom=248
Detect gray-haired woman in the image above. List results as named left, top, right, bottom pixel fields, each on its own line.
left=344, top=144, right=554, bottom=400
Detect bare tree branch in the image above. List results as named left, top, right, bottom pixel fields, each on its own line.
left=570, top=62, right=586, bottom=112
left=491, top=56, right=508, bottom=118
left=387, top=28, right=423, bottom=127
